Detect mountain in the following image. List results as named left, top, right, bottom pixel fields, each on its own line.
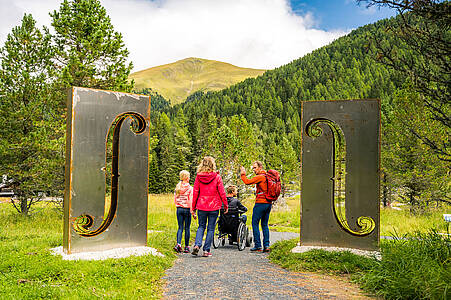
left=129, top=57, right=266, bottom=105
left=178, top=18, right=403, bottom=123
left=148, top=17, right=405, bottom=194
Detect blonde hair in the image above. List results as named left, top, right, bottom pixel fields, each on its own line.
left=175, top=170, right=190, bottom=195
left=197, top=156, right=216, bottom=173
left=227, top=185, right=237, bottom=195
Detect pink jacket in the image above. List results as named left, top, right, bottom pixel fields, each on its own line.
left=192, top=172, right=228, bottom=211
left=174, top=182, right=193, bottom=210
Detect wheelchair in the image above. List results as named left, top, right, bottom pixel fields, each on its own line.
left=212, top=210, right=252, bottom=251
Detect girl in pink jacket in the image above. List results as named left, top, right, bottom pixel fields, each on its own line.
left=191, top=156, right=228, bottom=257
left=174, top=170, right=193, bottom=253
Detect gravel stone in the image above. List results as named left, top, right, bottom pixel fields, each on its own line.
left=163, top=231, right=363, bottom=299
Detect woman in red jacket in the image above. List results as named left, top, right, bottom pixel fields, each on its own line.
left=191, top=156, right=228, bottom=257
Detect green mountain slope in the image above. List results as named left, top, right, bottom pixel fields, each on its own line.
left=150, top=12, right=448, bottom=204
left=179, top=18, right=402, bottom=122
left=149, top=17, right=404, bottom=192
left=129, top=57, right=266, bottom=104
left=173, top=18, right=403, bottom=158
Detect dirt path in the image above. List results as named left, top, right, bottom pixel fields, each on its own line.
left=163, top=232, right=371, bottom=299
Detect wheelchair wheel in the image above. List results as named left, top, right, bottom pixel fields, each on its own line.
left=237, top=223, right=246, bottom=251
left=212, top=221, right=222, bottom=249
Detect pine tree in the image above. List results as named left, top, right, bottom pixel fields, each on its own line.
left=358, top=0, right=450, bottom=162
left=50, top=0, right=133, bottom=92
left=148, top=150, right=162, bottom=193
left=383, top=87, right=450, bottom=210
left=0, top=14, right=64, bottom=215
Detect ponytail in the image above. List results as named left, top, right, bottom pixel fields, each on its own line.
left=175, top=181, right=183, bottom=195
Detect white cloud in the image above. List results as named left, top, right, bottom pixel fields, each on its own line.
left=0, top=0, right=347, bottom=71
left=0, top=0, right=57, bottom=43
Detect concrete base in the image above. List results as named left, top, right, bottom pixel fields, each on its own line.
left=50, top=246, right=164, bottom=261
left=291, top=245, right=381, bottom=260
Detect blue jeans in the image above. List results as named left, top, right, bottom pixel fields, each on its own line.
left=252, top=203, right=272, bottom=248
left=194, top=210, right=219, bottom=252
left=176, top=207, right=191, bottom=246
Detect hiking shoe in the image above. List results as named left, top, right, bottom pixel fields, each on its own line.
left=263, top=247, right=271, bottom=253
left=202, top=251, right=212, bottom=257
left=191, top=246, right=199, bottom=256
left=250, top=247, right=262, bottom=252
left=183, top=246, right=190, bottom=253
left=173, top=244, right=182, bottom=253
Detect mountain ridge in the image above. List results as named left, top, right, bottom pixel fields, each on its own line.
left=129, top=57, right=266, bottom=105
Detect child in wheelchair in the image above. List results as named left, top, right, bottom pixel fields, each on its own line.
left=215, top=185, right=251, bottom=249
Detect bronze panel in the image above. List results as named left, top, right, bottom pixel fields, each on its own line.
left=64, top=87, right=150, bottom=254
left=300, top=99, right=380, bottom=250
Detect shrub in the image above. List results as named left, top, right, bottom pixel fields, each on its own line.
left=358, top=231, right=451, bottom=299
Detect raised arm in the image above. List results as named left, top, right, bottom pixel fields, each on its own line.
left=240, top=173, right=266, bottom=185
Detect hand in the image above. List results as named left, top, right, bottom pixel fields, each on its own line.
left=239, top=166, right=246, bottom=175
left=224, top=208, right=228, bottom=214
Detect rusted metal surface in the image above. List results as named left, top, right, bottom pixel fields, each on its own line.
left=64, top=87, right=150, bottom=254
left=300, top=99, right=380, bottom=250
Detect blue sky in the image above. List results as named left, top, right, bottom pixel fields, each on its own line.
left=290, top=0, right=396, bottom=31
left=0, top=0, right=398, bottom=71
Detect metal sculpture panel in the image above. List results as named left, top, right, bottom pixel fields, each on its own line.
left=300, top=99, right=380, bottom=250
left=64, top=87, right=150, bottom=254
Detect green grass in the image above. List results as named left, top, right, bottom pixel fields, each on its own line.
left=269, top=239, right=377, bottom=275
left=380, top=206, right=450, bottom=236
left=269, top=232, right=451, bottom=299
left=241, top=195, right=301, bottom=233
left=265, top=196, right=451, bottom=299
left=359, top=231, right=451, bottom=299
left=1, top=194, right=449, bottom=299
left=0, top=197, right=176, bottom=299
left=244, top=194, right=450, bottom=236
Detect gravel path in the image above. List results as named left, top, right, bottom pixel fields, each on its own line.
left=163, top=232, right=368, bottom=299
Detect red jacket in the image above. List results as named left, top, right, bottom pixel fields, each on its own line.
left=192, top=172, right=228, bottom=211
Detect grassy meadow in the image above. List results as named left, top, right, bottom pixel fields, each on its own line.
left=0, top=194, right=449, bottom=299
left=243, top=195, right=450, bottom=236
left=0, top=195, right=178, bottom=299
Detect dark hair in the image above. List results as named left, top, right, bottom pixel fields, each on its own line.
left=253, top=161, right=263, bottom=169
left=227, top=185, right=237, bottom=194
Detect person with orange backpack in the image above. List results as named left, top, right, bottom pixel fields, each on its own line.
left=240, top=161, right=281, bottom=253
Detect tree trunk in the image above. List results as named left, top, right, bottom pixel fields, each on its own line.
left=20, top=198, right=29, bottom=215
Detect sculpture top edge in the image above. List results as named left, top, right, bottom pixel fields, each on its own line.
left=71, top=86, right=151, bottom=99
